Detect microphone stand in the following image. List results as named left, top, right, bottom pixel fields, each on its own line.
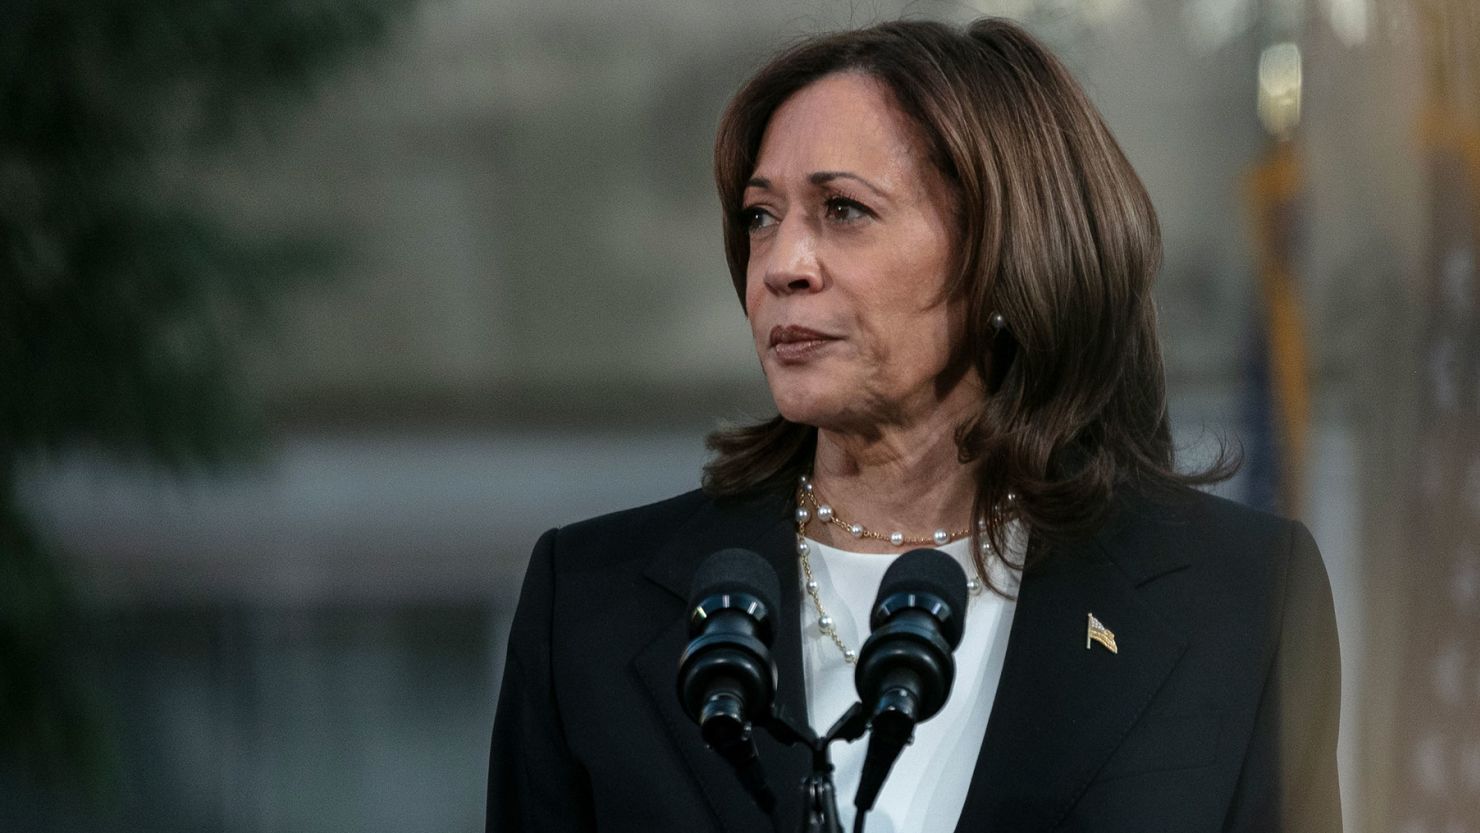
left=759, top=702, right=869, bottom=833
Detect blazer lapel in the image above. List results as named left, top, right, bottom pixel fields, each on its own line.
left=630, top=490, right=811, bottom=833
left=954, top=513, right=1190, bottom=831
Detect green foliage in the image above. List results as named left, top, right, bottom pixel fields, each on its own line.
left=2, top=0, right=411, bottom=466
left=0, top=0, right=415, bottom=788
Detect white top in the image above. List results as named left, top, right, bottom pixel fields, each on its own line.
left=800, top=531, right=1022, bottom=833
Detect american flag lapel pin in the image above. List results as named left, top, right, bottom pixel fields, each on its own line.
left=1086, top=612, right=1118, bottom=654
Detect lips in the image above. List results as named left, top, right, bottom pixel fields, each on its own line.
left=768, top=325, right=839, bottom=363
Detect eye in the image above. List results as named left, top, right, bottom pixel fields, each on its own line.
left=741, top=206, right=777, bottom=234
left=823, top=196, right=870, bottom=224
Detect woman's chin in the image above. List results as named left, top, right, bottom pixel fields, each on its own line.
left=769, top=388, right=858, bottom=430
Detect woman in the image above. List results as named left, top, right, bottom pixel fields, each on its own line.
left=488, top=18, right=1340, bottom=833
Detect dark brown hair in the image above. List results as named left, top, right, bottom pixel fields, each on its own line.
left=704, top=18, right=1232, bottom=576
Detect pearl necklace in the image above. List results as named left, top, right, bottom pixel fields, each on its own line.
left=796, top=474, right=972, bottom=548
left=794, top=474, right=995, bottom=665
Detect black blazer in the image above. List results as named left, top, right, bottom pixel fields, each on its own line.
left=487, top=485, right=1341, bottom=832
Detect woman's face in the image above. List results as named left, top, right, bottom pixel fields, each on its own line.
left=743, top=72, right=977, bottom=434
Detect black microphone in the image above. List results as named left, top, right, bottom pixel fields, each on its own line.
left=852, top=548, right=969, bottom=816
left=676, top=548, right=781, bottom=814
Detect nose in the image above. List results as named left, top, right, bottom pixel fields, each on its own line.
left=759, top=216, right=823, bottom=295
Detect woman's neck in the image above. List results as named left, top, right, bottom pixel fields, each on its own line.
left=806, top=409, right=977, bottom=554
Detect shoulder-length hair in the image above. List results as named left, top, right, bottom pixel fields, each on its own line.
left=704, top=18, right=1232, bottom=575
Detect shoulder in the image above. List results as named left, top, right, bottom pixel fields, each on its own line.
left=506, top=489, right=718, bottom=655
left=1112, top=483, right=1294, bottom=549
left=1102, top=484, right=1312, bottom=575
left=548, top=488, right=713, bottom=562
left=529, top=488, right=713, bottom=574
left=531, top=486, right=788, bottom=576
left=1096, top=484, right=1330, bottom=635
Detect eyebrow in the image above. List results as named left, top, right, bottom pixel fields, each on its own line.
left=745, top=171, right=887, bottom=196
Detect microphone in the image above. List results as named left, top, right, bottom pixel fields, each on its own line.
left=852, top=548, right=969, bottom=816
left=676, top=548, right=781, bottom=814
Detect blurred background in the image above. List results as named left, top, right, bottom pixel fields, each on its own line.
left=3, top=0, right=1476, bottom=830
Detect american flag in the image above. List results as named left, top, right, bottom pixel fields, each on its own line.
left=1243, top=138, right=1312, bottom=517
left=1388, top=22, right=1480, bottom=829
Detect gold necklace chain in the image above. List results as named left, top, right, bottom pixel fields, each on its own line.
left=797, top=477, right=972, bottom=547
left=794, top=474, right=995, bottom=665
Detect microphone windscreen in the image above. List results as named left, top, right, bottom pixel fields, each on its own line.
left=689, top=548, right=782, bottom=617
left=874, top=548, right=969, bottom=647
